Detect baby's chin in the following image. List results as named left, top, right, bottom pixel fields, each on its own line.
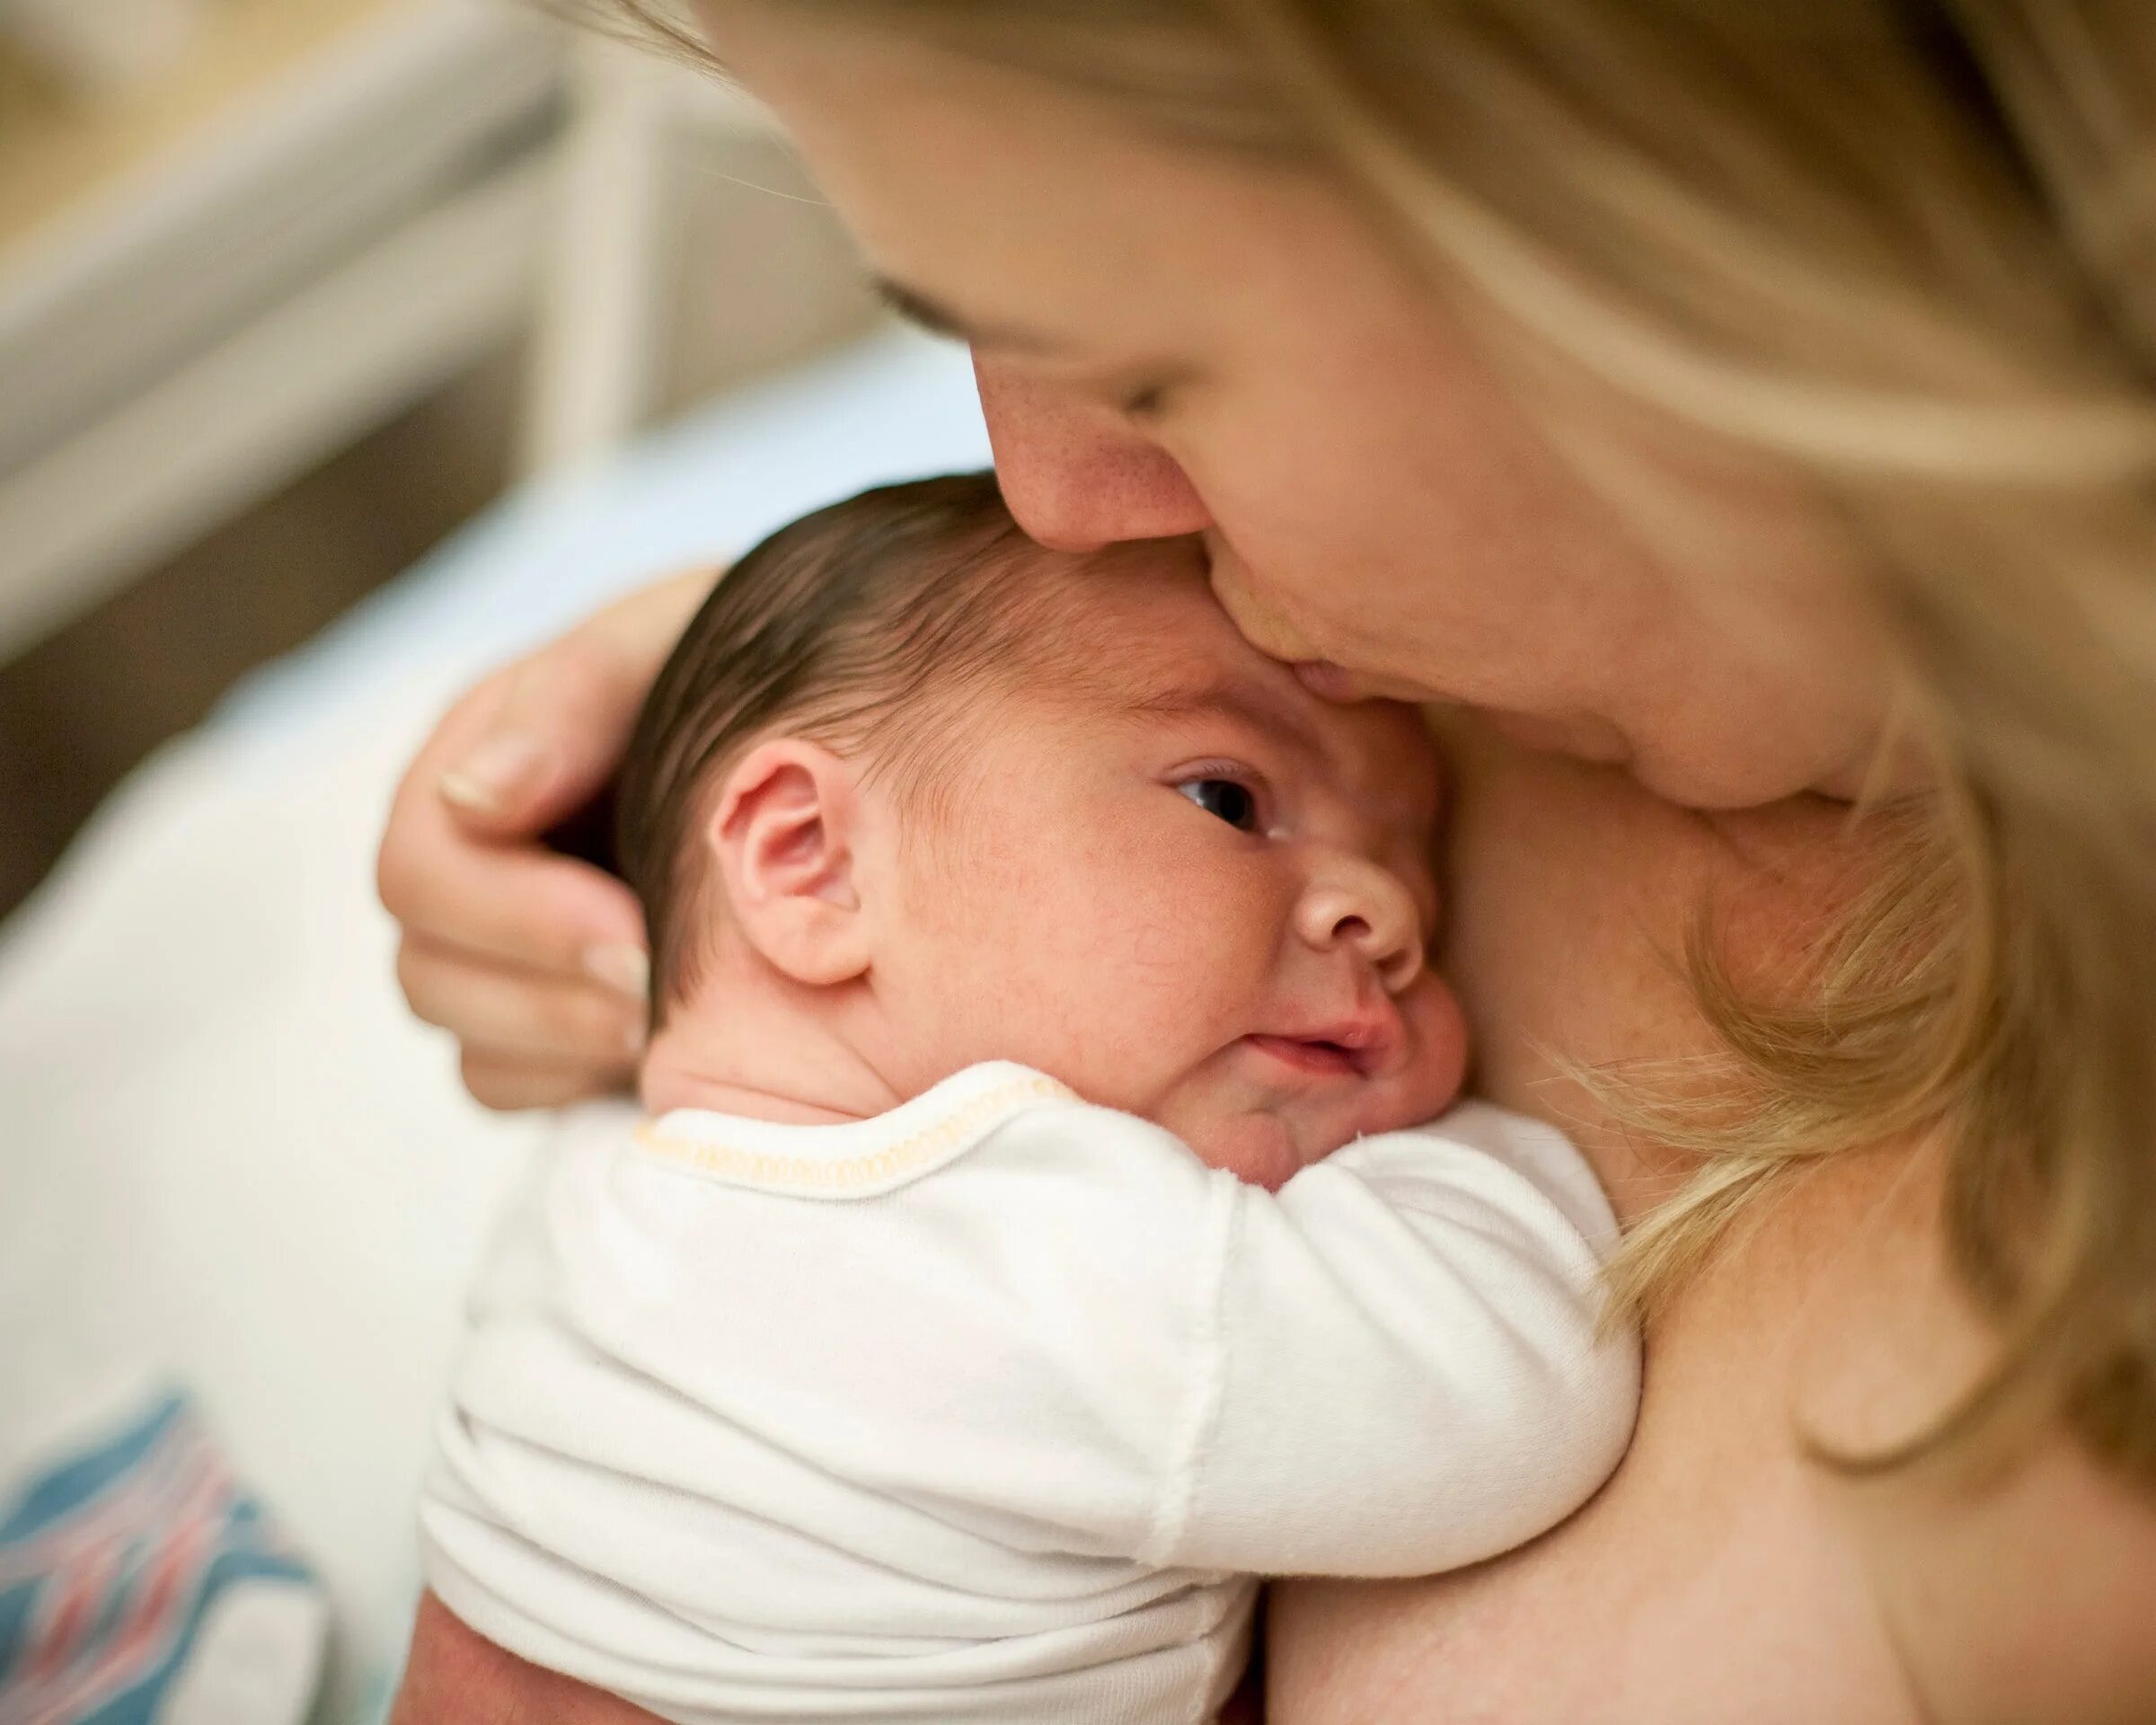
left=1174, top=1093, right=1443, bottom=1190
left=1177, top=1110, right=1324, bottom=1192
left=1163, top=1051, right=1467, bottom=1189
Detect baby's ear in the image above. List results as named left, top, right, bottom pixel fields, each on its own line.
left=707, top=739, right=870, bottom=986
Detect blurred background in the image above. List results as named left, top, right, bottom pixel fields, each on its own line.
left=0, top=0, right=883, bottom=918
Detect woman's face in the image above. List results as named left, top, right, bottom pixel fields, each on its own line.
left=699, top=4, right=1906, bottom=809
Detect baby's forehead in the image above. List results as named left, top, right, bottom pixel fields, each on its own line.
left=1012, top=565, right=1440, bottom=830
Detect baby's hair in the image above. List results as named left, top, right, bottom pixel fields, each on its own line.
left=618, top=471, right=1063, bottom=1024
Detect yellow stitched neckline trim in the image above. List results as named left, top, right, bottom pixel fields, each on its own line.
left=632, top=1073, right=1074, bottom=1195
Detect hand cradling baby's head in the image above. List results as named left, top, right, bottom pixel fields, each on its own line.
left=618, top=473, right=1466, bottom=1186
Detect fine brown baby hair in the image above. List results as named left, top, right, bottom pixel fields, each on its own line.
left=616, top=471, right=1051, bottom=1026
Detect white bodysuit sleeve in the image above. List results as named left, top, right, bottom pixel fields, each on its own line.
left=1147, top=1101, right=1640, bottom=1578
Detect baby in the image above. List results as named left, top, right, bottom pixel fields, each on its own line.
left=420, top=473, right=1639, bottom=1724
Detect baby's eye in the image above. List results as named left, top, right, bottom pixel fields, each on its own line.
left=1176, top=777, right=1259, bottom=831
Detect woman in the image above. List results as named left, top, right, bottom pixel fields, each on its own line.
left=377, top=2, right=2156, bottom=1717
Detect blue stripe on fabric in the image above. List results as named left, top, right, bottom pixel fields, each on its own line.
left=0, top=1393, right=186, bottom=1544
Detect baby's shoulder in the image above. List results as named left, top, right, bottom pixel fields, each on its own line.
left=1325, top=1103, right=1618, bottom=1251
left=1347, top=1100, right=1582, bottom=1166
left=958, top=1066, right=1226, bottom=1198
left=546, top=1094, right=648, bottom=1149
left=570, top=1064, right=1197, bottom=1206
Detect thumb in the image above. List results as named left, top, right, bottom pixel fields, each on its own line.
left=437, top=641, right=647, bottom=840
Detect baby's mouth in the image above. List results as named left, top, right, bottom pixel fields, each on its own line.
left=1243, top=1032, right=1375, bottom=1080
left=1243, top=993, right=1408, bottom=1083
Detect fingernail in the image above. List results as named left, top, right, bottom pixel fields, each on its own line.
left=584, top=942, right=649, bottom=998
left=440, top=731, right=549, bottom=813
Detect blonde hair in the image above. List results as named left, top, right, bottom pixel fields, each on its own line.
left=614, top=0, right=2156, bottom=1484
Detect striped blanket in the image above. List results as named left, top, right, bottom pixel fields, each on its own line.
left=0, top=1390, right=324, bottom=1725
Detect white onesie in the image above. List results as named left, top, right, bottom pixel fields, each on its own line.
left=421, top=1061, right=1639, bottom=1725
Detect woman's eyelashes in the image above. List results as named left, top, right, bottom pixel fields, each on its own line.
left=1119, top=379, right=1171, bottom=420
left=1176, top=775, right=1262, bottom=832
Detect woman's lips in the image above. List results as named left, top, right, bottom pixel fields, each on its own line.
left=1290, top=659, right=1363, bottom=702
left=1290, top=659, right=1445, bottom=706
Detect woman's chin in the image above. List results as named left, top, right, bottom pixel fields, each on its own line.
left=1480, top=705, right=1632, bottom=767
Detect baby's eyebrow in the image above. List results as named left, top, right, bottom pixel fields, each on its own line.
left=1125, top=677, right=1321, bottom=756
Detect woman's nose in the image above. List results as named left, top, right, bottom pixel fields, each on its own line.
left=975, top=358, right=1212, bottom=551
left=1294, top=859, right=1427, bottom=995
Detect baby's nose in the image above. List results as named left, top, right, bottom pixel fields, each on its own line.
left=1294, top=861, right=1427, bottom=995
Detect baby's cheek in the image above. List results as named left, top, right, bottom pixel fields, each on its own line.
left=1399, top=974, right=1471, bottom=1119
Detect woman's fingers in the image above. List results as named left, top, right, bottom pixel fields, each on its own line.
left=377, top=657, right=650, bottom=990
left=397, top=936, right=641, bottom=1112
left=375, top=569, right=718, bottom=1110
left=433, top=569, right=719, bottom=840
left=395, top=938, right=645, bottom=1065
left=458, top=1049, right=638, bottom=1113
left=377, top=793, right=649, bottom=987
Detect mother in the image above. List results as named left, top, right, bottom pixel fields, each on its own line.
left=377, top=3, right=2156, bottom=1718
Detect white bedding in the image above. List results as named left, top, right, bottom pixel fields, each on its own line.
left=0, top=327, right=990, bottom=1723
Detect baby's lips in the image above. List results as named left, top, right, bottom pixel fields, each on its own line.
left=1257, top=991, right=1409, bottom=1080
left=1243, top=1034, right=1365, bottom=1080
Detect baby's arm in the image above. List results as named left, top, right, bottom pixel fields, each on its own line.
left=429, top=1082, right=1635, bottom=1666
left=1148, top=1101, right=1639, bottom=1579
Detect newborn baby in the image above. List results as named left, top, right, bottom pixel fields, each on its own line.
left=420, top=473, right=1639, bottom=1725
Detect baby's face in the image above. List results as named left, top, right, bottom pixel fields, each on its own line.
left=870, top=544, right=1467, bottom=1187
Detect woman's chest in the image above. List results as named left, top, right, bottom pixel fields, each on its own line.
left=1265, top=1440, right=1914, bottom=1724
left=1264, top=1154, right=1931, bottom=1725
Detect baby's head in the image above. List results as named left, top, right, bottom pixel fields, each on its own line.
left=619, top=473, right=1467, bottom=1188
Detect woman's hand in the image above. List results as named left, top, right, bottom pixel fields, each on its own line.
left=377, top=569, right=717, bottom=1109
